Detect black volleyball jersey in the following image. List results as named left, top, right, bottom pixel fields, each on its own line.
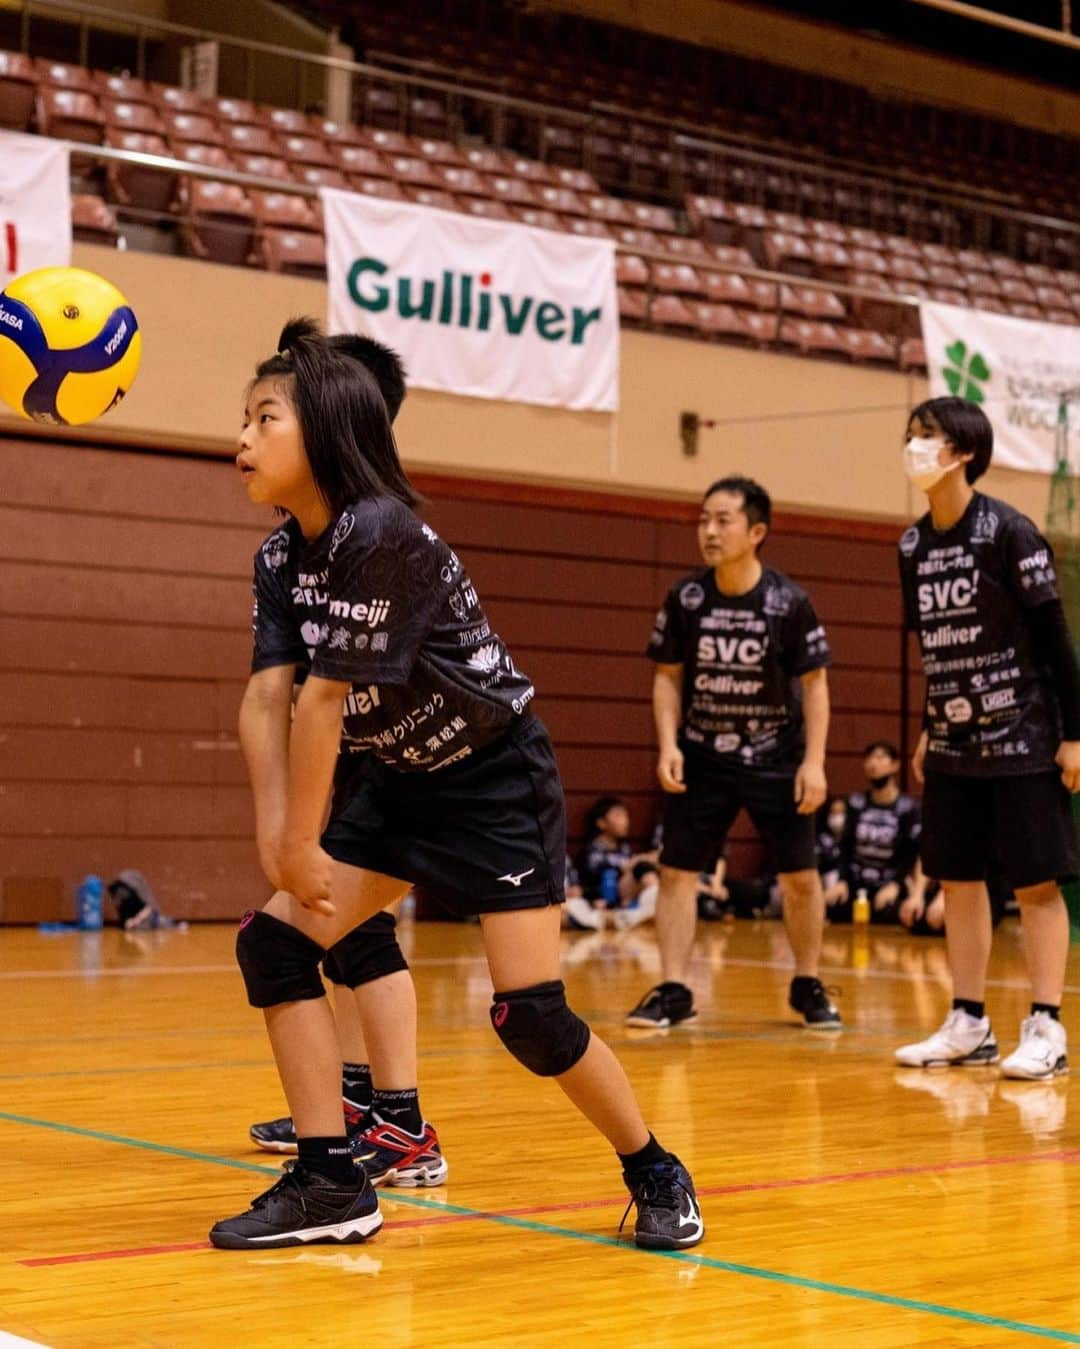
left=898, top=492, right=1060, bottom=777
left=647, top=566, right=831, bottom=773
left=250, top=497, right=535, bottom=772
left=842, top=791, right=921, bottom=889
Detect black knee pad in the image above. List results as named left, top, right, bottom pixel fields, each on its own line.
left=490, top=979, right=590, bottom=1077
left=322, top=911, right=408, bottom=988
left=236, top=910, right=326, bottom=1009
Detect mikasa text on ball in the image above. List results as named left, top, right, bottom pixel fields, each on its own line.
left=0, top=266, right=141, bottom=426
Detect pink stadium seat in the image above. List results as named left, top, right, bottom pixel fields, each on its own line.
left=536, top=185, right=587, bottom=216
left=261, top=227, right=326, bottom=277
left=657, top=236, right=708, bottom=262
left=181, top=180, right=254, bottom=267
left=956, top=248, right=992, bottom=273
left=461, top=198, right=514, bottom=221
left=966, top=271, right=1003, bottom=298
left=999, top=277, right=1037, bottom=303
left=780, top=318, right=848, bottom=357
left=360, top=85, right=403, bottom=130
left=104, top=129, right=175, bottom=213
left=583, top=195, right=633, bottom=224
left=512, top=206, right=564, bottom=231
left=280, top=135, right=335, bottom=169
left=809, top=241, right=852, bottom=277
left=616, top=254, right=650, bottom=287
left=1044, top=308, right=1077, bottom=325
left=332, top=144, right=392, bottom=178
left=348, top=176, right=406, bottom=201
left=649, top=294, right=696, bottom=331
left=93, top=72, right=153, bottom=105
left=408, top=95, right=448, bottom=139
left=565, top=217, right=614, bottom=240
left=152, top=84, right=206, bottom=115
left=34, top=58, right=93, bottom=93
left=702, top=271, right=754, bottom=306
left=762, top=231, right=814, bottom=276
left=741, top=311, right=780, bottom=345
left=463, top=147, right=506, bottom=175
left=233, top=154, right=295, bottom=183
left=0, top=50, right=36, bottom=131
left=172, top=142, right=235, bottom=172
left=886, top=256, right=930, bottom=284
left=708, top=244, right=756, bottom=269
left=1007, top=303, right=1042, bottom=320
left=292, top=165, right=348, bottom=192
left=652, top=263, right=704, bottom=297
left=929, top=287, right=967, bottom=306
left=685, top=195, right=737, bottom=243
left=780, top=284, right=846, bottom=321
left=263, top=106, right=312, bottom=137
left=388, top=155, right=441, bottom=187
left=163, top=111, right=224, bottom=148
left=883, top=234, right=920, bottom=259
left=689, top=301, right=750, bottom=340
left=415, top=138, right=467, bottom=167
left=36, top=88, right=104, bottom=144
left=1023, top=262, right=1058, bottom=285
left=222, top=124, right=280, bottom=157
left=618, top=286, right=649, bottom=322
left=849, top=248, right=889, bottom=276
left=357, top=127, right=414, bottom=156
left=627, top=201, right=677, bottom=233
left=847, top=228, right=885, bottom=251
left=768, top=212, right=809, bottom=237
left=550, top=167, right=600, bottom=193
left=71, top=193, right=119, bottom=246
left=210, top=97, right=263, bottom=127
left=613, top=227, right=661, bottom=252
left=435, top=166, right=489, bottom=197
left=989, top=254, right=1025, bottom=279
left=921, top=243, right=959, bottom=267
left=103, top=100, right=165, bottom=136
left=314, top=118, right=365, bottom=147
left=488, top=175, right=541, bottom=206
left=1035, top=283, right=1072, bottom=310
left=808, top=219, right=848, bottom=245
left=405, top=187, right=461, bottom=211
left=540, top=123, right=581, bottom=166
left=838, top=328, right=897, bottom=363
left=250, top=190, right=319, bottom=233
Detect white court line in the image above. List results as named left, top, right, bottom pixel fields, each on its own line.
left=1, top=950, right=1074, bottom=995
left=0, top=1332, right=51, bottom=1347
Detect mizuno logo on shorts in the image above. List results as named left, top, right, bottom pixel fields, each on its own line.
left=497, top=868, right=536, bottom=887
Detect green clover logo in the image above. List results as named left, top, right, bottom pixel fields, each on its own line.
left=942, top=340, right=990, bottom=403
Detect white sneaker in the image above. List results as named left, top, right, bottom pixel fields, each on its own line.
left=999, top=1012, right=1068, bottom=1080
left=894, top=1009, right=999, bottom=1068
left=565, top=896, right=605, bottom=931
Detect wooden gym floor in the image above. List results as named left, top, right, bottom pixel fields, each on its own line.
left=2, top=916, right=1079, bottom=1347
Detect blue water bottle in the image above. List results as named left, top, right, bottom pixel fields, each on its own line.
left=599, top=865, right=621, bottom=907
left=77, top=874, right=105, bottom=930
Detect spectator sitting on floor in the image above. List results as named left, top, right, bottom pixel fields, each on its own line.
left=826, top=741, right=921, bottom=925
left=576, top=795, right=660, bottom=930
left=818, top=797, right=847, bottom=909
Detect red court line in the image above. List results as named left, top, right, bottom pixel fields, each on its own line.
left=22, top=1145, right=1080, bottom=1268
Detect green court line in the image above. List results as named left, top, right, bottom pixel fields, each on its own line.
left=1, top=1109, right=1078, bottom=1342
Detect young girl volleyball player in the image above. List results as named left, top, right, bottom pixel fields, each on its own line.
left=210, top=319, right=704, bottom=1252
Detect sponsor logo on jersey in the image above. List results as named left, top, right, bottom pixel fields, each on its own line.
left=328, top=511, right=355, bottom=560
left=713, top=733, right=741, bottom=753
left=981, top=687, right=1016, bottom=712
left=922, top=623, right=984, bottom=649
left=945, top=696, right=973, bottom=723
left=917, top=573, right=980, bottom=615
left=344, top=685, right=381, bottom=716
left=327, top=598, right=391, bottom=627
left=696, top=635, right=767, bottom=666
left=899, top=525, right=920, bottom=557
left=679, top=581, right=705, bottom=611
left=467, top=642, right=502, bottom=673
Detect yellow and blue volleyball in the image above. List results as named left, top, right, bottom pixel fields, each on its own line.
left=0, top=266, right=141, bottom=426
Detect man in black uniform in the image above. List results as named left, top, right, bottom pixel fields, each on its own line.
left=894, top=397, right=1080, bottom=1079
left=827, top=741, right=922, bottom=923
left=626, top=476, right=841, bottom=1030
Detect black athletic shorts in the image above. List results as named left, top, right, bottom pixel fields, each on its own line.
left=660, top=756, right=817, bottom=875
left=920, top=770, right=1079, bottom=891
left=321, top=716, right=566, bottom=918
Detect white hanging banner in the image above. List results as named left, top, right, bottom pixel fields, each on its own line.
left=919, top=300, right=1080, bottom=474
left=323, top=187, right=619, bottom=412
left=0, top=131, right=71, bottom=288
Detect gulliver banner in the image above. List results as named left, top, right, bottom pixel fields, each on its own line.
left=323, top=187, right=618, bottom=412
left=919, top=300, right=1080, bottom=474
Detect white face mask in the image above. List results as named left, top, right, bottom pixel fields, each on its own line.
left=904, top=436, right=957, bottom=492
left=827, top=814, right=845, bottom=834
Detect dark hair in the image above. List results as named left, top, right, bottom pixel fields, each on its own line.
left=586, top=794, right=626, bottom=835
left=908, top=397, right=993, bottom=484
left=253, top=317, right=418, bottom=515
left=863, top=740, right=900, bottom=762
left=702, top=475, right=772, bottom=532
left=327, top=332, right=407, bottom=423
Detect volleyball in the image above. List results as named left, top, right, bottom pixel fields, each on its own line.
left=0, top=266, right=141, bottom=426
